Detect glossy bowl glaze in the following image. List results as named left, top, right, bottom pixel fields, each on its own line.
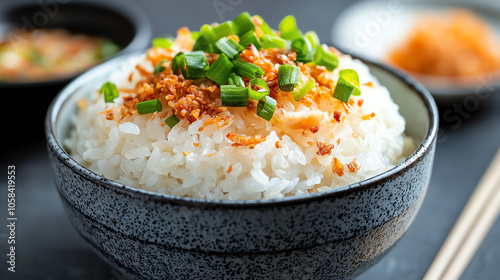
left=45, top=51, right=438, bottom=280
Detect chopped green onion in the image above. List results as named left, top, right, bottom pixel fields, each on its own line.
left=233, top=12, right=255, bottom=36
left=200, top=24, right=219, bottom=44
left=184, top=51, right=210, bottom=79
left=332, top=69, right=361, bottom=103
left=239, top=31, right=261, bottom=50
left=339, top=69, right=361, bottom=96
left=291, top=36, right=314, bottom=63
left=171, top=51, right=210, bottom=79
left=248, top=78, right=270, bottom=100
left=152, top=36, right=174, bottom=49
left=257, top=95, right=277, bottom=121
left=100, top=82, right=119, bottom=103
left=192, top=36, right=218, bottom=53
left=170, top=52, right=184, bottom=75
left=260, top=34, right=286, bottom=49
left=213, top=21, right=238, bottom=38
left=291, top=37, right=312, bottom=56
left=220, top=85, right=249, bottom=107
left=314, top=46, right=339, bottom=71
left=191, top=31, right=200, bottom=41
left=205, top=54, right=234, bottom=85
left=154, top=59, right=168, bottom=75
left=291, top=79, right=315, bottom=101
left=278, top=15, right=302, bottom=41
left=296, top=52, right=314, bottom=63
left=253, top=15, right=274, bottom=35
left=233, top=60, right=265, bottom=78
left=165, top=114, right=180, bottom=128
left=215, top=37, right=244, bottom=59
left=304, top=31, right=320, bottom=48
left=227, top=73, right=245, bottom=87
left=100, top=39, right=120, bottom=59
left=278, top=64, right=300, bottom=92
left=136, top=99, right=162, bottom=115
left=28, top=50, right=44, bottom=66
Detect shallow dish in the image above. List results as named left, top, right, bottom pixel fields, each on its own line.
left=46, top=50, right=438, bottom=280
left=331, top=0, right=500, bottom=105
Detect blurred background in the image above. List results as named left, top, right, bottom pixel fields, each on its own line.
left=1, top=0, right=500, bottom=279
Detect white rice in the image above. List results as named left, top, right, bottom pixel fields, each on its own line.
left=65, top=52, right=414, bottom=200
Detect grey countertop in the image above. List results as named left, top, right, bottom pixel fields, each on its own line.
left=1, top=0, right=500, bottom=279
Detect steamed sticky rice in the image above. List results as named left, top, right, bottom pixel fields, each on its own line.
left=65, top=14, right=413, bottom=200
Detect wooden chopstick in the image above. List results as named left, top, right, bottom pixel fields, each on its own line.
left=424, top=147, right=500, bottom=280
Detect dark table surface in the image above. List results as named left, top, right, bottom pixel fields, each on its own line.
left=2, top=0, right=500, bottom=279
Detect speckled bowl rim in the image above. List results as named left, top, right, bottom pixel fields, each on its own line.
left=45, top=49, right=439, bottom=208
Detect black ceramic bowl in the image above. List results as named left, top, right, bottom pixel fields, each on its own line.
left=45, top=51, right=438, bottom=280
left=2, top=0, right=151, bottom=145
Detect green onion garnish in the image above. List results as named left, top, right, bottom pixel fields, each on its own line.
left=239, top=31, right=261, bottom=50
left=304, top=31, right=320, bottom=48
left=248, top=78, right=270, bottom=100
left=205, top=54, right=234, bottom=85
left=332, top=69, right=361, bottom=103
left=278, top=15, right=302, bottom=41
left=215, top=37, right=244, bottom=59
left=213, top=21, right=238, bottom=38
left=257, top=95, right=277, bottom=121
left=291, top=37, right=312, bottom=56
left=165, top=114, right=180, bottom=128
left=296, top=52, right=314, bottom=63
left=170, top=52, right=184, bottom=75
left=28, top=50, right=44, bottom=66
left=154, top=59, right=168, bottom=75
left=152, top=36, right=174, bottom=49
left=260, top=34, right=286, bottom=49
left=100, top=39, right=120, bottom=59
left=184, top=51, right=210, bottom=78
left=339, top=69, right=361, bottom=96
left=171, top=51, right=210, bottom=79
left=253, top=15, right=274, bottom=35
left=233, top=12, right=255, bottom=36
left=291, top=79, right=315, bottom=101
left=193, top=36, right=218, bottom=53
left=136, top=99, right=163, bottom=115
left=227, top=73, right=245, bottom=87
left=191, top=31, right=200, bottom=41
left=233, top=60, right=265, bottom=78
left=314, top=46, right=339, bottom=71
left=200, top=24, right=219, bottom=44
left=278, top=64, right=300, bottom=92
left=220, top=85, right=249, bottom=107
left=100, top=82, right=119, bottom=103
